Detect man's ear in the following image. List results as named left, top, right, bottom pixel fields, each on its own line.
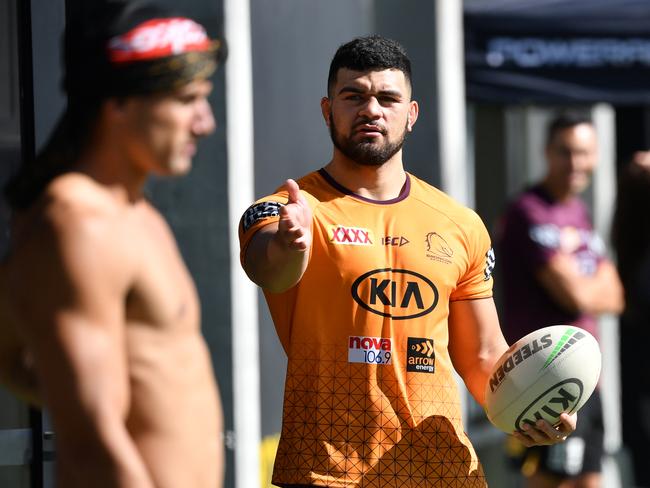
left=320, top=97, right=331, bottom=127
left=103, top=97, right=127, bottom=121
left=101, top=97, right=141, bottom=134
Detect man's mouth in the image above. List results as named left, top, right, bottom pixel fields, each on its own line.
left=355, top=124, right=385, bottom=136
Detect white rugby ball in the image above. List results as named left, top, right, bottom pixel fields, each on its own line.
left=485, top=325, right=601, bottom=433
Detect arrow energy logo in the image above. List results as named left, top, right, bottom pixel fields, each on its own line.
left=407, top=337, right=435, bottom=373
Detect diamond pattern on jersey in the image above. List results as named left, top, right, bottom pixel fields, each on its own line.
left=272, top=341, right=487, bottom=488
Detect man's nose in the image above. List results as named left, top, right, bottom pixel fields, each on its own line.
left=358, top=97, right=382, bottom=119
left=569, top=153, right=589, bottom=171
left=193, top=99, right=216, bottom=136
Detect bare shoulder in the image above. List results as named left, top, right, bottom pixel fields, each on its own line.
left=14, top=173, right=128, bottom=243
left=43, top=172, right=125, bottom=222
left=7, top=173, right=137, bottom=293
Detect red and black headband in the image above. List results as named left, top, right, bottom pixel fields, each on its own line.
left=64, top=2, right=225, bottom=101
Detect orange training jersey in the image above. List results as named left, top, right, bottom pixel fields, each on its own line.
left=239, top=170, right=495, bottom=488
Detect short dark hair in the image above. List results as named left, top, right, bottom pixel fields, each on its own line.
left=545, top=111, right=593, bottom=147
left=326, top=35, right=412, bottom=98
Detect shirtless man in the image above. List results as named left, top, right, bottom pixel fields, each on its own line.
left=0, top=2, right=224, bottom=486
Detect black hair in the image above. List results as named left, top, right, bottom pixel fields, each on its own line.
left=4, top=0, right=223, bottom=211
left=545, top=110, right=594, bottom=147
left=4, top=1, right=162, bottom=211
left=3, top=111, right=96, bottom=211
left=326, top=35, right=412, bottom=98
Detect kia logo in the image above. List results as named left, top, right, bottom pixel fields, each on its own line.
left=351, top=268, right=439, bottom=320
left=515, top=379, right=584, bottom=430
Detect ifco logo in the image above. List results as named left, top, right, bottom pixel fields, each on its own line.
left=515, top=379, right=584, bottom=431
left=351, top=268, right=439, bottom=320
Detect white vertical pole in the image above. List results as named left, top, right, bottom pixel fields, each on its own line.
left=592, top=104, right=617, bottom=254
left=435, top=0, right=472, bottom=423
left=436, top=0, right=472, bottom=208
left=224, top=0, right=261, bottom=487
left=591, top=104, right=622, bottom=488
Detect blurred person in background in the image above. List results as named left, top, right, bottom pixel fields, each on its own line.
left=497, top=111, right=624, bottom=488
left=0, top=1, right=226, bottom=486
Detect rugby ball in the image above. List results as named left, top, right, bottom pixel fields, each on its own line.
left=485, top=325, right=601, bottom=433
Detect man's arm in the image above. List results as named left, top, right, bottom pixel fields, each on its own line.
left=8, top=210, right=154, bottom=488
left=536, top=254, right=624, bottom=315
left=448, top=297, right=576, bottom=446
left=448, top=297, right=508, bottom=406
left=242, top=179, right=312, bottom=293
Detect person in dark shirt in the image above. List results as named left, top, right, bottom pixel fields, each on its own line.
left=497, top=111, right=624, bottom=488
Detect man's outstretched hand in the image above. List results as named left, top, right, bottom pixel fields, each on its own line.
left=277, top=179, right=312, bottom=253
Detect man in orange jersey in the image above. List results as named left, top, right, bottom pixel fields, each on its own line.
left=239, top=36, right=576, bottom=487
left=0, top=2, right=225, bottom=486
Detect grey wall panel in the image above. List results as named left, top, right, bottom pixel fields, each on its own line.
left=0, top=0, right=20, bottom=136
left=31, top=0, right=65, bottom=152
left=0, top=0, right=21, bottom=258
left=250, top=0, right=375, bottom=440
left=251, top=0, right=374, bottom=197
left=375, top=0, right=440, bottom=187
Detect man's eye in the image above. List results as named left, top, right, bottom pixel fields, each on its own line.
left=178, top=95, right=198, bottom=104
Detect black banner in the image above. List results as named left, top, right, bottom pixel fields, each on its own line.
left=464, top=0, right=650, bottom=104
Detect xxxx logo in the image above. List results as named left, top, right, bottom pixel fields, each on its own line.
left=329, top=225, right=374, bottom=246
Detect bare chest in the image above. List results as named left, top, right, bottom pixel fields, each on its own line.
left=125, top=210, right=199, bottom=333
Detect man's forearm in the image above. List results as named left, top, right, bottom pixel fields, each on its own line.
left=574, top=261, right=624, bottom=315
left=244, top=226, right=310, bottom=293
left=262, top=232, right=310, bottom=292
left=57, top=423, right=155, bottom=488
left=538, top=254, right=624, bottom=316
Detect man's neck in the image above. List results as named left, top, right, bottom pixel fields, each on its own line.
left=540, top=177, right=573, bottom=203
left=324, top=152, right=407, bottom=201
left=75, top=144, right=148, bottom=204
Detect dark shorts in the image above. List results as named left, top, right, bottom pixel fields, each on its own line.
left=506, top=390, right=604, bottom=478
